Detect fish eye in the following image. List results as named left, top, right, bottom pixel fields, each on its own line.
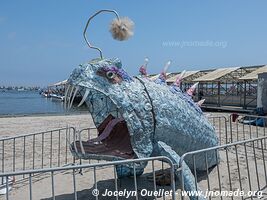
left=106, top=71, right=115, bottom=79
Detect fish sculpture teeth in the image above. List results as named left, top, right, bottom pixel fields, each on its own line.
left=68, top=86, right=75, bottom=109
left=69, top=86, right=79, bottom=109
left=78, top=89, right=90, bottom=107
left=64, top=84, right=70, bottom=109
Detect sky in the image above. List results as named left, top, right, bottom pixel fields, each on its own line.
left=0, top=0, right=267, bottom=86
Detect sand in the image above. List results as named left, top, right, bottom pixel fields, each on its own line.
left=0, top=113, right=92, bottom=137
left=0, top=112, right=266, bottom=200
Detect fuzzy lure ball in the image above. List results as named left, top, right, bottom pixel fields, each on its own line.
left=110, top=17, right=134, bottom=41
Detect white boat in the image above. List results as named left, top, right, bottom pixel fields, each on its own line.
left=41, top=92, right=51, bottom=98
left=50, top=93, right=64, bottom=101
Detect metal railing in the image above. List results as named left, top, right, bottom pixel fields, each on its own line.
left=179, top=136, right=267, bottom=200
left=208, top=116, right=228, bottom=145
left=0, top=127, right=76, bottom=175
left=0, top=156, right=176, bottom=200
left=208, top=114, right=267, bottom=148
left=229, top=114, right=267, bottom=147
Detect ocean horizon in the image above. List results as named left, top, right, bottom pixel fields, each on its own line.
left=0, top=90, right=87, bottom=116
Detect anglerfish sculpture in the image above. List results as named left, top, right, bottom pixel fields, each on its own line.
left=65, top=9, right=219, bottom=200
left=66, top=57, right=219, bottom=200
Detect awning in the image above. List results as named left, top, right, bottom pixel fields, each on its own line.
left=149, top=73, right=171, bottom=81
left=166, top=71, right=199, bottom=83
left=49, top=79, right=68, bottom=87
left=193, top=67, right=239, bottom=82
left=239, top=65, right=267, bottom=80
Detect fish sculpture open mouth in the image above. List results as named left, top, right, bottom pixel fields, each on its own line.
left=73, top=115, right=134, bottom=159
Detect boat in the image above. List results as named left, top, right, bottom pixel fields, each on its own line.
left=41, top=91, right=51, bottom=98
left=50, top=93, right=64, bottom=101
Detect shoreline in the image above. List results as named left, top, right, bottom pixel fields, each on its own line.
left=0, top=110, right=89, bottom=118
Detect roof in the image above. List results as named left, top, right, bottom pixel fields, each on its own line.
left=239, top=65, right=267, bottom=80
left=193, top=67, right=239, bottom=82
left=49, top=79, right=68, bottom=87
left=149, top=73, right=171, bottom=81
left=166, top=71, right=199, bottom=83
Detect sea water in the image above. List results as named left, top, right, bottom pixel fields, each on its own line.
left=0, top=90, right=86, bottom=116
